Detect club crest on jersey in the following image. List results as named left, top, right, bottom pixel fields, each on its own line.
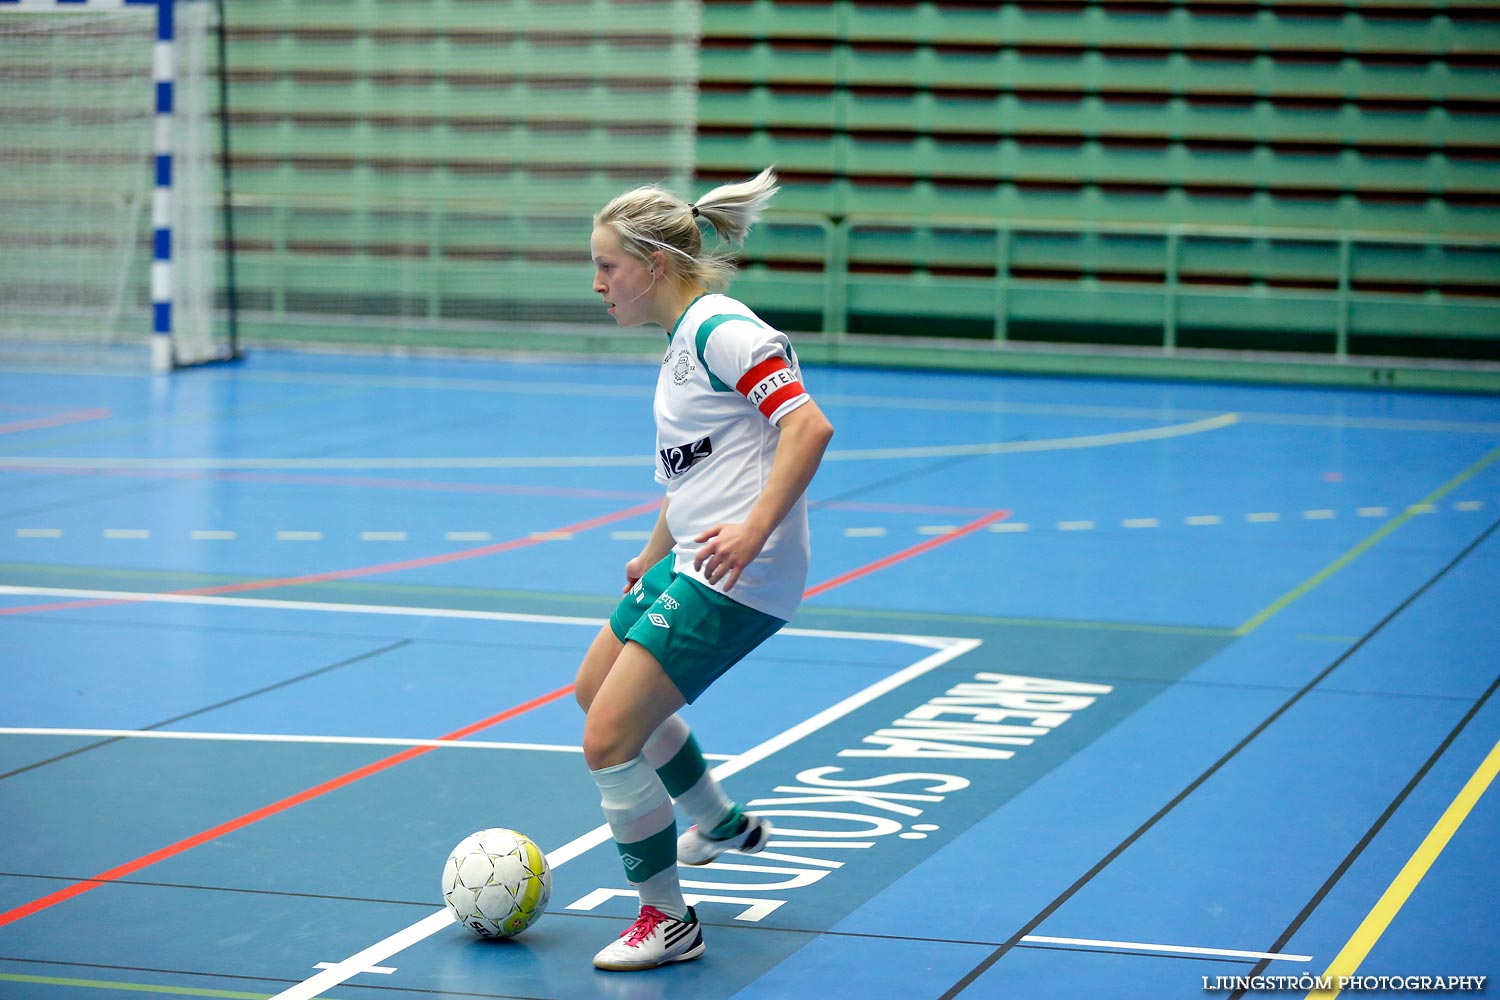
left=672, top=350, right=695, bottom=385
left=659, top=434, right=712, bottom=480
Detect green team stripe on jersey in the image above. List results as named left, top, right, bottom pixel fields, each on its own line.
left=668, top=293, right=712, bottom=339
left=693, top=314, right=740, bottom=392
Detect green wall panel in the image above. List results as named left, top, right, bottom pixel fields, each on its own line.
left=213, top=0, right=1499, bottom=382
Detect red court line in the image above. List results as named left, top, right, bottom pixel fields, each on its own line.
left=0, top=499, right=663, bottom=617
left=0, top=503, right=998, bottom=928
left=0, top=408, right=112, bottom=436
left=802, top=510, right=1010, bottom=600
left=0, top=684, right=577, bottom=930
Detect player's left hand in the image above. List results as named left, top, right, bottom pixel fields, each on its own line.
left=693, top=521, right=766, bottom=591
left=623, top=553, right=649, bottom=594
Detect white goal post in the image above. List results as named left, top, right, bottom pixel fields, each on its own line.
left=0, top=0, right=237, bottom=372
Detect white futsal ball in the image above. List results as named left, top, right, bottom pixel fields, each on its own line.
left=441, top=828, right=552, bottom=938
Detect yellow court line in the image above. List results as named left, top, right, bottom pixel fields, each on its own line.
left=0, top=971, right=292, bottom=999
left=1235, top=446, right=1500, bottom=636
left=1306, top=736, right=1500, bottom=1000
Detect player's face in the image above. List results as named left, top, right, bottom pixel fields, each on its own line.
left=590, top=226, right=656, bottom=327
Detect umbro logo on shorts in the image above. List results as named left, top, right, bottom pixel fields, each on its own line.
left=648, top=613, right=670, bottom=628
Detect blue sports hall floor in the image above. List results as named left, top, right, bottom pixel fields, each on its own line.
left=0, top=348, right=1496, bottom=1000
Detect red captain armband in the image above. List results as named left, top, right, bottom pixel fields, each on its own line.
left=736, top=356, right=807, bottom=421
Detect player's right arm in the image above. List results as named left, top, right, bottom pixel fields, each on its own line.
left=624, top=500, right=675, bottom=593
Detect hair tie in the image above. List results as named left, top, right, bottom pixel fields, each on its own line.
left=690, top=204, right=700, bottom=218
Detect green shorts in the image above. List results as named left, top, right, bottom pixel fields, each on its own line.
left=609, top=554, right=786, bottom=703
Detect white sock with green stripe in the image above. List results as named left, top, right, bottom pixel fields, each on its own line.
left=590, top=755, right=687, bottom=920
left=644, top=714, right=741, bottom=836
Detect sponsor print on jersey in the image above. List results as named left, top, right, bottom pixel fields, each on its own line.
left=736, top=356, right=806, bottom=420
left=659, top=434, right=713, bottom=480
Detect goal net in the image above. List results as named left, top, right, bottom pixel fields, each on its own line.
left=0, top=0, right=235, bottom=371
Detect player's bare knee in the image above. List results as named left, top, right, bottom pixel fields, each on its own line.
left=582, top=715, right=637, bottom=771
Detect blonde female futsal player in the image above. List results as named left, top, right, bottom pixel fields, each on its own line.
left=576, top=167, right=834, bottom=971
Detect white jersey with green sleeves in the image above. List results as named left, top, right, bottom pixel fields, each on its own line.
left=654, top=292, right=813, bottom=621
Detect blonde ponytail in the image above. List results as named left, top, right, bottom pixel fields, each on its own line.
left=690, top=167, right=780, bottom=247
left=594, top=167, right=780, bottom=292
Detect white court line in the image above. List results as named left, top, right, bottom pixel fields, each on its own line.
left=0, top=413, right=1238, bottom=471
left=0, top=583, right=973, bottom=998
left=263, top=637, right=982, bottom=998
left=820, top=394, right=1500, bottom=436
left=0, top=585, right=607, bottom=628
left=314, top=962, right=394, bottom=975
left=0, top=586, right=963, bottom=649
left=1020, top=935, right=1311, bottom=963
